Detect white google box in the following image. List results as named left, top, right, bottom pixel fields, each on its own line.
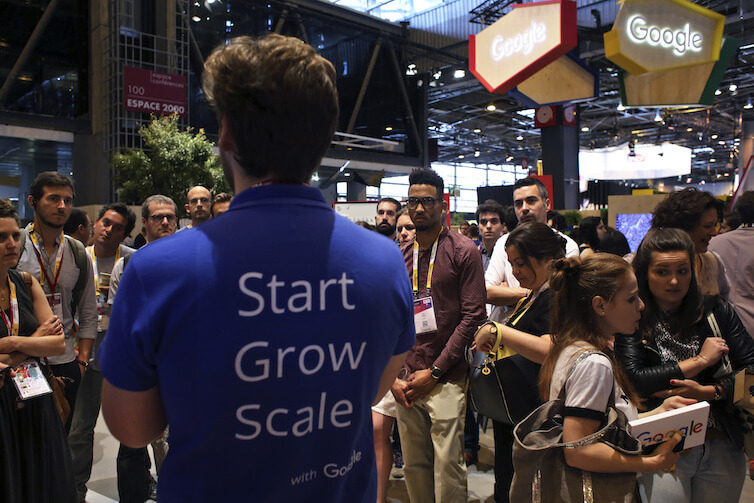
left=628, top=401, right=710, bottom=449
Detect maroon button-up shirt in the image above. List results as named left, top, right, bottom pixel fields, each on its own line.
left=402, top=227, right=486, bottom=382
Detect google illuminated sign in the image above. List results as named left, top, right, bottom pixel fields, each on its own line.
left=604, top=0, right=724, bottom=75
left=470, top=0, right=576, bottom=94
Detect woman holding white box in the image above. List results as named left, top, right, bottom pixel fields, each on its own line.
left=616, top=227, right=754, bottom=503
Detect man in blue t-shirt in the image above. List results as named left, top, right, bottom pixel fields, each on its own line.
left=99, top=34, right=415, bottom=503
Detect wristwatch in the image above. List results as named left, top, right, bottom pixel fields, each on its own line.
left=77, top=359, right=89, bottom=370
left=712, top=384, right=722, bottom=400
left=431, top=366, right=444, bottom=380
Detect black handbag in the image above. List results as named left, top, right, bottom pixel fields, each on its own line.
left=468, top=345, right=541, bottom=425
left=509, top=351, right=642, bottom=503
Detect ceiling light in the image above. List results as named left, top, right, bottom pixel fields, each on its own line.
left=617, top=104, right=626, bottom=111
left=686, top=178, right=692, bottom=183
left=473, top=128, right=481, bottom=133
left=516, top=134, right=524, bottom=141
left=191, top=3, right=201, bottom=22
left=711, top=134, right=718, bottom=139
left=506, top=155, right=514, bottom=162
left=581, top=126, right=589, bottom=132
left=433, top=70, right=442, bottom=80
left=719, top=140, right=726, bottom=145
left=486, top=104, right=496, bottom=112
left=453, top=69, right=466, bottom=79
left=725, top=172, right=730, bottom=176
left=687, top=127, right=693, bottom=132
left=406, top=63, right=417, bottom=76
left=710, top=159, right=716, bottom=163
left=458, top=155, right=465, bottom=159
left=745, top=100, right=753, bottom=109
left=654, top=110, right=662, bottom=122
left=715, top=89, right=722, bottom=96
left=729, top=84, right=738, bottom=92
left=385, top=126, right=393, bottom=131
left=474, top=151, right=481, bottom=157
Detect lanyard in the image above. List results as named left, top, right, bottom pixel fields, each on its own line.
left=28, top=225, right=64, bottom=293
left=412, top=231, right=441, bottom=297
left=0, top=276, right=19, bottom=337
left=89, top=246, right=120, bottom=294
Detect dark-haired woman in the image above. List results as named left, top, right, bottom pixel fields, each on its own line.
left=0, top=199, right=77, bottom=501
left=651, top=187, right=729, bottom=298
left=473, top=222, right=565, bottom=502
left=616, top=227, right=754, bottom=503
left=578, top=216, right=606, bottom=258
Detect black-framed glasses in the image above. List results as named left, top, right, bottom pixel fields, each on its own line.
left=407, top=197, right=440, bottom=209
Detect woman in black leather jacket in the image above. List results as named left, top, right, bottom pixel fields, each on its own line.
left=615, top=228, right=754, bottom=503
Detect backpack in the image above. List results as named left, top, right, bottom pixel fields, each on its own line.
left=17, top=231, right=91, bottom=317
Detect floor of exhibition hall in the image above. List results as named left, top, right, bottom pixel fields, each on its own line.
left=84, top=411, right=754, bottom=502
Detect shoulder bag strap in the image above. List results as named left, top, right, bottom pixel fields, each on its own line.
left=707, top=311, right=734, bottom=378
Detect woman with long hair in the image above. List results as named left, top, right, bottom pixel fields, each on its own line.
left=651, top=187, right=729, bottom=298
left=0, top=199, right=77, bottom=501
left=473, top=222, right=565, bottom=502
left=616, top=227, right=754, bottom=502
left=520, top=254, right=681, bottom=500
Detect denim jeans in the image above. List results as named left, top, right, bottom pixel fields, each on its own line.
left=68, top=368, right=103, bottom=502
left=638, top=434, right=746, bottom=503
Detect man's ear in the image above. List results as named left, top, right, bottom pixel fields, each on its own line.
left=544, top=197, right=551, bottom=210
left=218, top=116, right=234, bottom=153
left=28, top=195, right=36, bottom=208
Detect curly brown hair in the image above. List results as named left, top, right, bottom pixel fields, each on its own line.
left=202, top=34, right=338, bottom=184
left=651, top=188, right=725, bottom=232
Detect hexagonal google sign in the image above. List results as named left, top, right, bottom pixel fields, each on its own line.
left=604, top=0, right=724, bottom=75
left=470, top=0, right=577, bottom=94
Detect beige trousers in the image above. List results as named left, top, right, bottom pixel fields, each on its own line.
left=396, top=377, right=468, bottom=503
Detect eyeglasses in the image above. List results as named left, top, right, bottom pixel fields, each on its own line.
left=149, top=214, right=176, bottom=223
left=189, top=197, right=210, bottom=205
left=407, top=197, right=440, bottom=209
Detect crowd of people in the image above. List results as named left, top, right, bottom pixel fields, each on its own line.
left=0, top=33, right=752, bottom=503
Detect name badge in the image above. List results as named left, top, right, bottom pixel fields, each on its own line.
left=414, top=296, right=438, bottom=334
left=12, top=360, right=53, bottom=399
left=97, top=305, right=109, bottom=332
left=46, top=293, right=63, bottom=323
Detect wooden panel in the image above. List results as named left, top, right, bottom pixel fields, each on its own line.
left=517, top=55, right=597, bottom=104
left=622, top=62, right=714, bottom=106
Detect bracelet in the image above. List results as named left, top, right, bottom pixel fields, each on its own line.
left=76, top=359, right=89, bottom=369
left=712, top=383, right=722, bottom=400
left=697, top=354, right=709, bottom=364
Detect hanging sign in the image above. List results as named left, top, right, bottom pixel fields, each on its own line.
left=604, top=0, right=724, bottom=75
left=470, top=0, right=577, bottom=94
left=510, top=53, right=599, bottom=107
left=124, top=67, right=187, bottom=116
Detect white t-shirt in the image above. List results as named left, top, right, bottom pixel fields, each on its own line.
left=549, top=342, right=637, bottom=421
left=485, top=229, right=579, bottom=322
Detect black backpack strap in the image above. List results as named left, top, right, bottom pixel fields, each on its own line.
left=65, top=235, right=90, bottom=317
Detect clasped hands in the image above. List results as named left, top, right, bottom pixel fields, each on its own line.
left=391, top=369, right=438, bottom=409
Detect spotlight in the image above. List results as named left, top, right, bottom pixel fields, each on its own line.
left=453, top=69, right=466, bottom=79
left=729, top=84, right=738, bottom=92
left=654, top=110, right=662, bottom=122
left=486, top=104, right=496, bottom=112
left=581, top=126, right=589, bottom=132
left=617, top=103, right=626, bottom=111
left=745, top=100, right=753, bottom=109
left=516, top=134, right=523, bottom=141
left=406, top=63, right=417, bottom=76
left=715, top=89, right=722, bottom=96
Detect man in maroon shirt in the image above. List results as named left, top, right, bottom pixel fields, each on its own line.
left=392, top=168, right=486, bottom=503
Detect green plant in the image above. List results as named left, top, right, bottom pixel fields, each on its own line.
left=112, top=114, right=231, bottom=212
left=563, top=211, right=583, bottom=228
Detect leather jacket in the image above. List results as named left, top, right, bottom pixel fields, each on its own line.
left=615, top=297, right=754, bottom=449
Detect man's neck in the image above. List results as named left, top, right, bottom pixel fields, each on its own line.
left=483, top=236, right=499, bottom=255
left=93, top=242, right=119, bottom=258
left=416, top=224, right=443, bottom=249
left=33, top=217, right=63, bottom=254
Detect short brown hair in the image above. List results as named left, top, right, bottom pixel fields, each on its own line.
left=202, top=34, right=338, bottom=183
left=211, top=192, right=233, bottom=217
left=30, top=171, right=75, bottom=203
left=651, top=188, right=725, bottom=232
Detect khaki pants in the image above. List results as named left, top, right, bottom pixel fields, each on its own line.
left=396, top=377, right=468, bottom=503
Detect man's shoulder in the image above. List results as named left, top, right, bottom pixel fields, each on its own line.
left=119, top=244, right=137, bottom=258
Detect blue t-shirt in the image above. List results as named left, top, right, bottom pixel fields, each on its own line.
left=99, top=184, right=415, bottom=502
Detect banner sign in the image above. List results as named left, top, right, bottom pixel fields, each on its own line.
left=604, top=0, right=724, bottom=75
left=470, top=0, right=577, bottom=94
left=124, top=66, right=187, bottom=116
